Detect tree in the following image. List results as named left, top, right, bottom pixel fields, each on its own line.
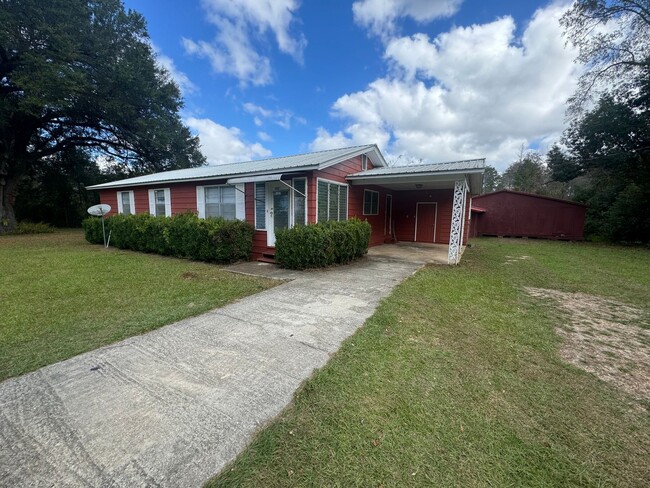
left=561, top=0, right=650, bottom=115
left=564, top=91, right=650, bottom=242
left=500, top=151, right=548, bottom=194
left=481, top=165, right=500, bottom=193
left=0, top=0, right=205, bottom=233
left=546, top=144, right=582, bottom=183
left=14, top=148, right=103, bottom=227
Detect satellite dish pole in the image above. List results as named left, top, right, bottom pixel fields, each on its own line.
left=87, top=204, right=112, bottom=248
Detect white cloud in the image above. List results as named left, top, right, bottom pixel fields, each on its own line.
left=183, top=0, right=306, bottom=86
left=317, top=4, right=579, bottom=170
left=243, top=102, right=305, bottom=129
left=257, top=131, right=273, bottom=142
left=353, top=0, right=462, bottom=39
left=185, top=117, right=271, bottom=164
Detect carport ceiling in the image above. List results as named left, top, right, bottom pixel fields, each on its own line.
left=347, top=171, right=483, bottom=193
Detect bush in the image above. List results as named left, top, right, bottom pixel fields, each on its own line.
left=83, top=213, right=254, bottom=263
left=275, top=218, right=371, bottom=269
left=11, top=221, right=56, bottom=235
left=82, top=217, right=109, bottom=244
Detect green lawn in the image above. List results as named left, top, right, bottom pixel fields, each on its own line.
left=0, top=230, right=276, bottom=381
left=209, top=238, right=650, bottom=487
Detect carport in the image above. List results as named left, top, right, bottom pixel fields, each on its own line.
left=346, top=159, right=484, bottom=264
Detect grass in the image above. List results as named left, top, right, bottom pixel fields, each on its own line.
left=208, top=238, right=650, bottom=488
left=0, top=230, right=276, bottom=382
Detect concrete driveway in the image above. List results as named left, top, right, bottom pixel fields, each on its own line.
left=0, top=252, right=426, bottom=487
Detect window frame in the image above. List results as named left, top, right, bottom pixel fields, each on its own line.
left=148, top=188, right=171, bottom=217
left=316, top=177, right=348, bottom=223
left=361, top=154, right=368, bottom=171
left=116, top=190, right=135, bottom=215
left=363, top=189, right=380, bottom=216
left=203, top=185, right=237, bottom=221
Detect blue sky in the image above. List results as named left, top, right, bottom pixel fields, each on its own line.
left=124, top=0, right=579, bottom=171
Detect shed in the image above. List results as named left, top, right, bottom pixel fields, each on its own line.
left=470, top=190, right=586, bottom=240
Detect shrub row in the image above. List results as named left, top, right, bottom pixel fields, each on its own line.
left=275, top=218, right=371, bottom=269
left=82, top=213, right=254, bottom=263
left=11, top=221, right=56, bottom=235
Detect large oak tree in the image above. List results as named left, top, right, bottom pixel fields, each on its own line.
left=0, top=0, right=205, bottom=233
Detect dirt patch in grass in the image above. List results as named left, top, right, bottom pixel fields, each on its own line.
left=525, top=287, right=650, bottom=401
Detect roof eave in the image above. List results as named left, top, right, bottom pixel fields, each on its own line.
left=85, top=165, right=321, bottom=190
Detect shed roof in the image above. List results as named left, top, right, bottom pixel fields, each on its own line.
left=473, top=190, right=587, bottom=207
left=87, top=144, right=385, bottom=190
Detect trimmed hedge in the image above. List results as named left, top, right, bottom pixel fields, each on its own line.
left=275, top=218, right=371, bottom=269
left=82, top=213, right=254, bottom=263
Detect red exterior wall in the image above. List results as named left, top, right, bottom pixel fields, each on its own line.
left=472, top=190, right=586, bottom=240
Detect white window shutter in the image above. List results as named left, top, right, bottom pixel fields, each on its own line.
left=164, top=188, right=172, bottom=217
left=129, top=191, right=135, bottom=214
left=235, top=184, right=245, bottom=221
left=117, top=191, right=124, bottom=214
left=196, top=186, right=205, bottom=218
left=148, top=189, right=155, bottom=215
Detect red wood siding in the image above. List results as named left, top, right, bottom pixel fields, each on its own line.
left=392, top=189, right=454, bottom=244
left=472, top=190, right=586, bottom=240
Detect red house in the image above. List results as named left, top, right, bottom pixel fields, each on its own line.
left=471, top=190, right=586, bottom=240
left=87, top=145, right=485, bottom=264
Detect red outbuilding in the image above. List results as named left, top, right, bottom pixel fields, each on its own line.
left=470, top=190, right=586, bottom=240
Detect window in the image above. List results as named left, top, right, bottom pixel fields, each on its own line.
left=363, top=189, right=379, bottom=215
left=205, top=186, right=236, bottom=220
left=255, top=182, right=266, bottom=230
left=155, top=190, right=166, bottom=216
left=361, top=154, right=368, bottom=171
left=292, top=178, right=307, bottom=226
left=148, top=188, right=171, bottom=217
left=117, top=191, right=135, bottom=215
left=317, top=179, right=348, bottom=222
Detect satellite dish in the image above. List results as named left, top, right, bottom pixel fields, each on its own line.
left=87, top=204, right=111, bottom=216
left=86, top=204, right=112, bottom=248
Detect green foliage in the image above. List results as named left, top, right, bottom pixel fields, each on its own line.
left=481, top=165, right=500, bottom=193
left=275, top=219, right=371, bottom=269
left=9, top=221, right=56, bottom=235
left=564, top=91, right=650, bottom=243
left=83, top=214, right=254, bottom=263
left=546, top=144, right=582, bottom=183
left=500, top=151, right=549, bottom=193
left=561, top=0, right=650, bottom=114
left=0, top=0, right=205, bottom=233
left=15, top=148, right=102, bottom=227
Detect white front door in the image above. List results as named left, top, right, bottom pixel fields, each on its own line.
left=266, top=182, right=290, bottom=247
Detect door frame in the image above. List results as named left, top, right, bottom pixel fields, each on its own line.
left=414, top=202, right=438, bottom=243
left=266, top=182, right=291, bottom=247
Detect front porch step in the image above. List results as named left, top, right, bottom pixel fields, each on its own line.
left=257, top=252, right=277, bottom=264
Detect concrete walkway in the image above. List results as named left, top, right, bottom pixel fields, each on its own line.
left=0, top=254, right=424, bottom=487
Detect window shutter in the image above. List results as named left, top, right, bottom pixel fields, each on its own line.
left=329, top=184, right=339, bottom=221
left=255, top=183, right=266, bottom=229
left=196, top=186, right=205, bottom=218
left=235, top=184, right=245, bottom=221
left=148, top=189, right=155, bottom=215
left=164, top=188, right=171, bottom=217
left=317, top=180, right=328, bottom=222
left=117, top=191, right=124, bottom=214
left=128, top=191, right=135, bottom=214
left=339, top=186, right=348, bottom=221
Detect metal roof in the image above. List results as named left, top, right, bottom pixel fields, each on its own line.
left=346, top=158, right=485, bottom=178
left=87, top=144, right=384, bottom=190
